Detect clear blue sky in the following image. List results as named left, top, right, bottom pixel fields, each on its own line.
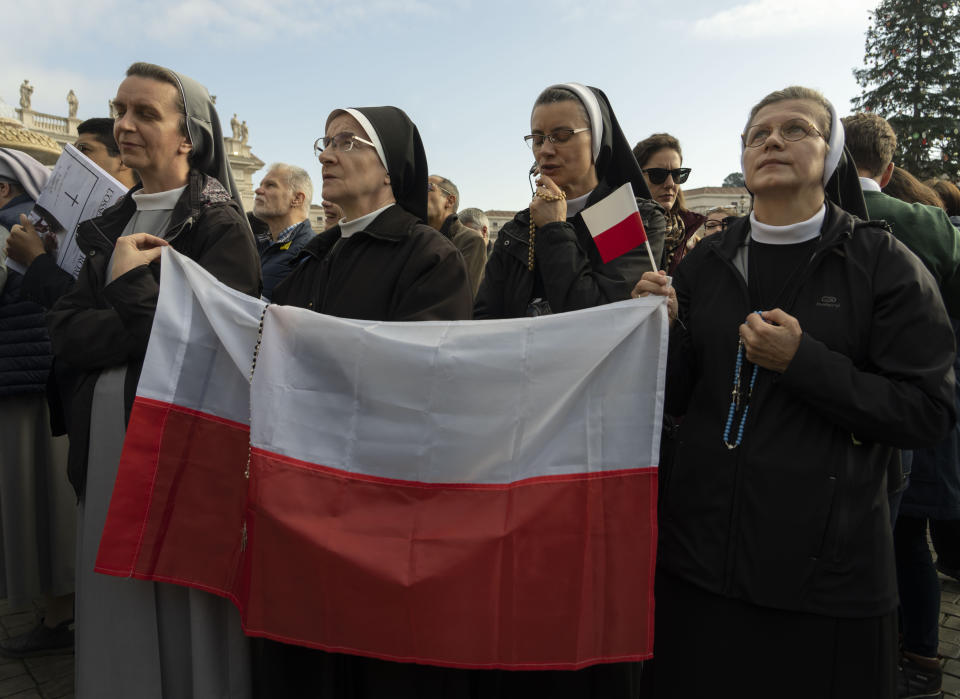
left=6, top=0, right=876, bottom=212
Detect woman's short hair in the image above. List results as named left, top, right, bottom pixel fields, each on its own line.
left=746, top=86, right=832, bottom=141
left=125, top=62, right=188, bottom=139
left=706, top=206, right=738, bottom=219
left=632, top=133, right=687, bottom=214
left=925, top=178, right=960, bottom=217
left=531, top=86, right=589, bottom=124
left=885, top=167, right=944, bottom=208
left=632, top=133, right=683, bottom=169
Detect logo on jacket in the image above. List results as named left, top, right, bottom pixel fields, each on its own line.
left=816, top=295, right=840, bottom=309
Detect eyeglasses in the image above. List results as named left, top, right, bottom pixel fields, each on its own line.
left=642, top=168, right=691, bottom=185
left=313, top=132, right=377, bottom=158
left=742, top=118, right=824, bottom=149
left=427, top=182, right=454, bottom=197
left=523, top=127, right=590, bottom=149
left=703, top=220, right=724, bottom=231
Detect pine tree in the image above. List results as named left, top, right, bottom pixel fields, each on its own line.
left=852, top=0, right=960, bottom=180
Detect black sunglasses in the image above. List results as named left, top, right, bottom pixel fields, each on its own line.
left=642, top=167, right=691, bottom=185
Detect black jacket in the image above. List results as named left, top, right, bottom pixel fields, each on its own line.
left=257, top=218, right=316, bottom=300
left=473, top=189, right=666, bottom=319
left=272, top=204, right=472, bottom=322
left=659, top=202, right=956, bottom=618
left=0, top=195, right=51, bottom=396
left=47, top=170, right=262, bottom=497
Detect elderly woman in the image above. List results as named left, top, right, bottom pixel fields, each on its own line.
left=633, top=133, right=704, bottom=274
left=258, top=106, right=472, bottom=698
left=635, top=86, right=955, bottom=698
left=474, top=83, right=665, bottom=319
left=46, top=62, right=261, bottom=698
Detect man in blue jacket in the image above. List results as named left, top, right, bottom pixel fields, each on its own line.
left=252, top=163, right=316, bottom=298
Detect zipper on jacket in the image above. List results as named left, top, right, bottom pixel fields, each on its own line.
left=707, top=220, right=851, bottom=593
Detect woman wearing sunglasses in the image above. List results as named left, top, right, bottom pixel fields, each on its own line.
left=634, top=86, right=955, bottom=698
left=633, top=134, right=704, bottom=274
left=473, top=82, right=665, bottom=319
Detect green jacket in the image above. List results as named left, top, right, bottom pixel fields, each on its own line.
left=864, top=189, right=960, bottom=316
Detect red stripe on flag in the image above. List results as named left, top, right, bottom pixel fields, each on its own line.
left=96, top=398, right=250, bottom=601
left=593, top=211, right=647, bottom=264
left=97, top=400, right=658, bottom=669
left=243, top=448, right=657, bottom=669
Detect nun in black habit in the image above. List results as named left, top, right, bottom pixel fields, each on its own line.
left=474, top=82, right=666, bottom=319
left=270, top=106, right=472, bottom=321
left=256, top=102, right=648, bottom=699
left=46, top=62, right=261, bottom=698
left=634, top=86, right=955, bottom=699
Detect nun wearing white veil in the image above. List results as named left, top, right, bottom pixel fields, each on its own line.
left=634, top=86, right=955, bottom=698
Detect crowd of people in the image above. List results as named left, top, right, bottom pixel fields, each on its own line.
left=0, top=61, right=958, bottom=699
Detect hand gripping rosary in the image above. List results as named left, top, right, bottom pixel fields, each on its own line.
left=528, top=186, right=566, bottom=271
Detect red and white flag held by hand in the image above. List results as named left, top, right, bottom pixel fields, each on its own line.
left=581, top=182, right=649, bottom=264
left=96, top=249, right=668, bottom=670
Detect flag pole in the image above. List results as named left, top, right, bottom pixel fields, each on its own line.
left=644, top=239, right=658, bottom=273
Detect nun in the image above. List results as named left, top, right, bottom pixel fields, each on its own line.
left=256, top=101, right=651, bottom=699
left=270, top=106, right=472, bottom=320
left=46, top=62, right=261, bottom=698
left=634, top=86, right=955, bottom=698
left=253, top=107, right=478, bottom=697
left=473, top=82, right=666, bottom=319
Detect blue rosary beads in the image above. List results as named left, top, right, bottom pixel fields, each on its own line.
left=723, top=311, right=762, bottom=449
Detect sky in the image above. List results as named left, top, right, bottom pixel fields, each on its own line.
left=4, top=0, right=878, bottom=213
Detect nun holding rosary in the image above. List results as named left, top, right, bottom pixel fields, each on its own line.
left=474, top=82, right=666, bottom=319
left=634, top=86, right=956, bottom=698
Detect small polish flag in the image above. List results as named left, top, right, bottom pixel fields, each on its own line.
left=581, top=182, right=651, bottom=265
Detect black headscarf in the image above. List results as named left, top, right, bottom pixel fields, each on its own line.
left=543, top=83, right=653, bottom=203
left=169, top=69, right=245, bottom=215
left=326, top=106, right=429, bottom=223
left=825, top=145, right=868, bottom=220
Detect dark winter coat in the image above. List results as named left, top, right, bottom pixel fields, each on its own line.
left=659, top=201, right=956, bottom=618
left=0, top=194, right=50, bottom=396
left=256, top=218, right=316, bottom=300
left=901, top=321, right=960, bottom=520
left=272, top=204, right=472, bottom=322
left=473, top=187, right=666, bottom=319
left=46, top=170, right=262, bottom=497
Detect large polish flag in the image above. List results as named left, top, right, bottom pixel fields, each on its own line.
left=96, top=249, right=668, bottom=670
left=581, top=182, right=649, bottom=264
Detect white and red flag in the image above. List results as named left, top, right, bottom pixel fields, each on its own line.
left=581, top=181, right=650, bottom=264
left=96, top=249, right=668, bottom=670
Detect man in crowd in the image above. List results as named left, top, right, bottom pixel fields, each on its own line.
left=843, top=111, right=960, bottom=699
left=459, top=206, right=492, bottom=257
left=843, top=113, right=960, bottom=316
left=252, top=163, right=316, bottom=298
left=426, top=174, right=486, bottom=297
left=74, top=117, right=138, bottom=189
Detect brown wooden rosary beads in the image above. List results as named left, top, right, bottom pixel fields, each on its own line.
left=528, top=188, right=566, bottom=270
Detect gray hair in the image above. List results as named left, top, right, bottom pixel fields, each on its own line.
left=458, top=207, right=489, bottom=231
left=433, top=174, right=460, bottom=211
left=268, top=162, right=313, bottom=212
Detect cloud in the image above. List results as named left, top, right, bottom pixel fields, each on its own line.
left=10, top=0, right=440, bottom=48
left=692, top=0, right=874, bottom=39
